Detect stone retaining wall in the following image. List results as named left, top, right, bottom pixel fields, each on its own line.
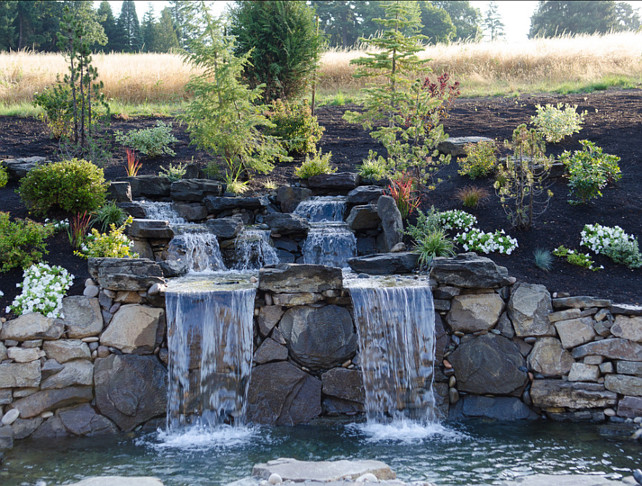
left=0, top=256, right=640, bottom=450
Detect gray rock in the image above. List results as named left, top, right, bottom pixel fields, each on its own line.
left=508, top=283, right=554, bottom=337
left=2, top=156, right=49, bottom=180
left=461, top=395, right=537, bottom=420
left=346, top=205, right=381, bottom=231
left=616, top=360, right=642, bottom=376
left=174, top=202, right=207, bottom=222
left=376, top=195, right=403, bottom=252
left=43, top=340, right=91, bottom=363
left=530, top=380, right=617, bottom=409
left=272, top=292, right=324, bottom=307
left=346, top=186, right=384, bottom=205
left=567, top=363, right=600, bottom=382
left=124, top=175, right=171, bottom=198
left=6, top=347, right=41, bottom=363
left=159, top=260, right=189, bottom=278
left=572, top=338, right=642, bottom=361
left=553, top=296, right=612, bottom=309
left=0, top=313, right=63, bottom=341
left=128, top=219, right=174, bottom=239
left=434, top=313, right=450, bottom=363
left=41, top=359, right=64, bottom=379
left=63, top=477, right=164, bottom=486
left=449, top=334, right=527, bottom=396
left=204, top=195, right=268, bottom=213
left=100, top=304, right=165, bottom=354
left=94, top=354, right=167, bottom=431
left=307, top=172, right=361, bottom=193
left=254, top=338, right=289, bottom=364
left=0, top=342, right=6, bottom=361
left=554, top=317, right=597, bottom=349
left=321, top=368, right=365, bottom=404
left=88, top=258, right=165, bottom=291
left=170, top=179, right=224, bottom=201
left=265, top=213, right=310, bottom=235
left=0, top=361, right=41, bottom=389
left=497, top=312, right=515, bottom=338
left=0, top=389, right=12, bottom=405
left=1, top=408, right=19, bottom=425
left=610, top=303, right=642, bottom=316
left=0, top=425, right=13, bottom=449
left=617, top=396, right=642, bottom=418
left=41, top=359, right=93, bottom=389
left=604, top=374, right=642, bottom=396
left=60, top=296, right=103, bottom=338
left=611, top=316, right=642, bottom=342
left=279, top=305, right=357, bottom=371
left=247, top=361, right=322, bottom=425
left=258, top=306, right=285, bottom=336
left=118, top=202, right=147, bottom=219
left=108, top=182, right=132, bottom=202
left=548, top=308, right=582, bottom=323
left=322, top=397, right=364, bottom=415
left=277, top=186, right=313, bottom=213
left=205, top=216, right=244, bottom=239
left=430, top=253, right=512, bottom=288
left=11, top=417, right=43, bottom=439
left=437, top=136, right=494, bottom=157
left=347, top=252, right=419, bottom=275
left=508, top=473, right=634, bottom=486
left=252, top=458, right=395, bottom=482
left=32, top=415, right=68, bottom=438
left=58, top=404, right=118, bottom=436
left=527, top=337, right=574, bottom=377
left=12, top=386, right=93, bottom=418
left=446, top=293, right=505, bottom=333
left=259, top=264, right=342, bottom=293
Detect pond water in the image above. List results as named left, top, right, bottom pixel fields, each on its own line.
left=1, top=419, right=639, bottom=486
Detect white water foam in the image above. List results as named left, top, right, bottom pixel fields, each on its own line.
left=347, top=420, right=465, bottom=443
left=146, top=425, right=259, bottom=451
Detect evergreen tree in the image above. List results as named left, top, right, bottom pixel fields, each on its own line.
left=12, top=1, right=63, bottom=51
left=483, top=1, right=505, bottom=41
left=0, top=2, right=17, bottom=51
left=433, top=1, right=483, bottom=41
left=310, top=1, right=386, bottom=48
left=141, top=4, right=156, bottom=52
left=168, top=0, right=190, bottom=49
left=115, top=0, right=142, bottom=52
left=153, top=8, right=180, bottom=53
left=419, top=2, right=455, bottom=44
left=96, top=1, right=119, bottom=52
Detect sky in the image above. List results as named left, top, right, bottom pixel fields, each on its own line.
left=98, top=1, right=642, bottom=43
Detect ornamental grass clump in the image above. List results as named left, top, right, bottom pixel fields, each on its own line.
left=8, top=263, right=74, bottom=318
left=454, top=228, right=518, bottom=255
left=581, top=223, right=641, bottom=269
left=531, top=103, right=586, bottom=143
left=386, top=173, right=421, bottom=219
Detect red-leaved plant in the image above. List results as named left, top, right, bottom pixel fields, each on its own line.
left=67, top=211, right=92, bottom=249
left=125, top=149, right=142, bottom=177
left=421, top=72, right=461, bottom=132
left=386, top=173, right=421, bottom=219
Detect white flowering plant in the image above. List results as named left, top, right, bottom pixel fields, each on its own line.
left=553, top=245, right=602, bottom=272
left=8, top=263, right=74, bottom=318
left=44, top=218, right=70, bottom=232
left=581, top=223, right=642, bottom=269
left=437, top=210, right=477, bottom=231
left=455, top=228, right=518, bottom=255
left=531, top=103, right=586, bottom=143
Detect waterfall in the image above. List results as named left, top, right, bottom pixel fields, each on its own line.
left=139, top=201, right=186, bottom=225
left=167, top=228, right=226, bottom=274
left=295, top=196, right=357, bottom=268
left=233, top=228, right=279, bottom=270
left=165, top=282, right=256, bottom=430
left=347, top=279, right=437, bottom=424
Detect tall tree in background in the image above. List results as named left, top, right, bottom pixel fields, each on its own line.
left=11, top=0, right=62, bottom=51
left=529, top=1, right=640, bottom=38
left=141, top=4, right=156, bottom=52
left=152, top=8, right=180, bottom=52
left=483, top=1, right=505, bottom=41
left=0, top=2, right=16, bottom=51
left=433, top=1, right=482, bottom=41
left=229, top=1, right=323, bottom=102
left=419, top=2, right=455, bottom=44
left=310, top=1, right=386, bottom=48
left=96, top=1, right=119, bottom=52
left=168, top=0, right=190, bottom=49
left=114, top=0, right=141, bottom=52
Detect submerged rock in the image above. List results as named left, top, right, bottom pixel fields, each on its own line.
left=252, top=458, right=395, bottom=482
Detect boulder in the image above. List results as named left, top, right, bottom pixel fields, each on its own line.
left=205, top=216, right=244, bottom=239
left=259, top=264, right=342, bottom=293
left=346, top=186, right=385, bottom=205
left=107, top=182, right=132, bottom=202
left=567, top=363, right=600, bottom=382
left=128, top=219, right=173, bottom=239
left=43, top=340, right=91, bottom=363
left=88, top=258, right=165, bottom=291
left=40, top=360, right=93, bottom=389
left=509, top=474, right=634, bottom=486
left=530, top=380, right=617, bottom=409
left=376, top=195, right=403, bottom=252
left=277, top=186, right=313, bottom=213
left=0, top=313, right=63, bottom=341
left=279, top=305, right=357, bottom=371
left=437, top=136, right=494, bottom=157
left=431, top=253, right=512, bottom=288
left=617, top=396, right=642, bottom=418
left=446, top=293, right=505, bottom=333
left=258, top=305, right=285, bottom=336
left=6, top=347, right=41, bottom=363
left=347, top=252, right=419, bottom=275
left=170, top=179, right=224, bottom=201
left=460, top=395, right=537, bottom=420
left=254, top=338, right=289, bottom=364
left=31, top=415, right=68, bottom=438
left=0, top=361, right=41, bottom=389
left=572, top=338, right=642, bottom=361
left=610, top=303, right=642, bottom=316
left=57, top=404, right=118, bottom=436
left=60, top=296, right=103, bottom=338
left=508, top=283, right=554, bottom=337
left=527, top=337, right=574, bottom=377
left=252, top=458, right=395, bottom=482
left=11, top=386, right=93, bottom=419
left=616, top=360, right=642, bottom=376
left=174, top=203, right=207, bottom=222
left=204, top=195, right=268, bottom=213
left=100, top=305, right=165, bottom=354
left=124, top=175, right=171, bottom=198
left=306, top=172, right=361, bottom=193
left=64, top=477, right=164, bottom=486
left=2, top=156, right=49, bottom=180
left=449, top=334, right=527, bottom=396
left=604, top=374, right=642, bottom=396
left=434, top=313, right=450, bottom=362
left=94, top=355, right=167, bottom=431
left=265, top=213, right=310, bottom=235
left=118, top=202, right=147, bottom=219
left=554, top=317, right=597, bottom=349
left=611, top=315, right=642, bottom=342
left=247, top=361, right=322, bottom=425
left=346, top=205, right=381, bottom=231
left=552, top=296, right=611, bottom=309
left=11, top=417, right=43, bottom=439
left=321, top=368, right=364, bottom=404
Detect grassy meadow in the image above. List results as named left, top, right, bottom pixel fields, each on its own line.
left=1, top=32, right=641, bottom=116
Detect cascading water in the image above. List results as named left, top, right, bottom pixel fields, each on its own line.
left=295, top=196, right=357, bottom=268
left=167, top=226, right=226, bottom=273
left=139, top=201, right=186, bottom=225
left=233, top=228, right=279, bottom=270
left=347, top=277, right=438, bottom=427
left=165, top=278, right=257, bottom=430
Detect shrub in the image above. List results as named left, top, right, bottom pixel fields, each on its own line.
left=406, top=207, right=443, bottom=242
left=33, top=82, right=73, bottom=139
left=92, top=201, right=126, bottom=232
left=19, top=158, right=107, bottom=216
left=553, top=245, right=602, bottom=271
left=454, top=228, right=518, bottom=255
left=115, top=121, right=178, bottom=157
left=559, top=140, right=621, bottom=205
left=386, top=173, right=421, bottom=219
left=7, top=263, right=74, bottom=318
left=531, top=103, right=586, bottom=143
left=0, top=213, right=55, bottom=272
left=265, top=99, right=324, bottom=154
left=159, top=162, right=187, bottom=182
left=295, top=150, right=336, bottom=179
left=458, top=140, right=497, bottom=179
left=455, top=186, right=490, bottom=209
left=0, top=163, right=8, bottom=188
left=533, top=248, right=553, bottom=271
left=76, top=216, right=138, bottom=259
left=358, top=151, right=388, bottom=181
left=581, top=223, right=641, bottom=269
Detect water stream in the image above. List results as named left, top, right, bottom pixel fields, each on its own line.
left=233, top=228, right=279, bottom=270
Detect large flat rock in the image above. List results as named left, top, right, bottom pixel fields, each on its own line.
left=347, top=252, right=418, bottom=275
left=65, top=477, right=164, bottom=486
left=431, top=253, right=512, bottom=288
left=88, top=258, right=165, bottom=292
left=252, top=458, right=395, bottom=482
left=507, top=474, right=636, bottom=485
left=437, top=136, right=494, bottom=157
left=259, top=264, right=342, bottom=293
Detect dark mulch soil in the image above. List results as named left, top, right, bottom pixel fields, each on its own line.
left=1, top=88, right=641, bottom=313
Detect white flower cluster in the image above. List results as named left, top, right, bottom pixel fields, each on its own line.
left=0, top=290, right=4, bottom=298
left=455, top=228, right=518, bottom=255
left=8, top=263, right=74, bottom=318
left=438, top=210, right=477, bottom=231
left=44, top=218, right=70, bottom=232
left=580, top=223, right=636, bottom=255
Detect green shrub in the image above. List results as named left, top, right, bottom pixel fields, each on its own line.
left=553, top=245, right=602, bottom=271
left=559, top=140, right=621, bottom=205
left=159, top=162, right=187, bottom=182
left=115, top=121, right=178, bottom=157
left=33, top=82, right=73, bottom=139
left=266, top=99, right=323, bottom=154
left=92, top=201, right=126, bottom=232
left=0, top=163, right=8, bottom=188
left=406, top=207, right=443, bottom=242
left=75, top=216, right=138, bottom=259
left=458, top=140, right=497, bottom=179
left=531, top=103, right=586, bottom=143
left=0, top=212, right=55, bottom=272
left=19, top=158, right=108, bottom=216
left=358, top=151, right=389, bottom=181
left=294, top=150, right=336, bottom=179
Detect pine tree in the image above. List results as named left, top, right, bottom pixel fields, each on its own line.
left=153, top=8, right=179, bottom=53
left=168, top=0, right=190, bottom=49
left=115, top=0, right=142, bottom=52
left=141, top=5, right=156, bottom=52
left=483, top=1, right=505, bottom=41
left=96, top=1, right=119, bottom=52
left=0, top=2, right=16, bottom=51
